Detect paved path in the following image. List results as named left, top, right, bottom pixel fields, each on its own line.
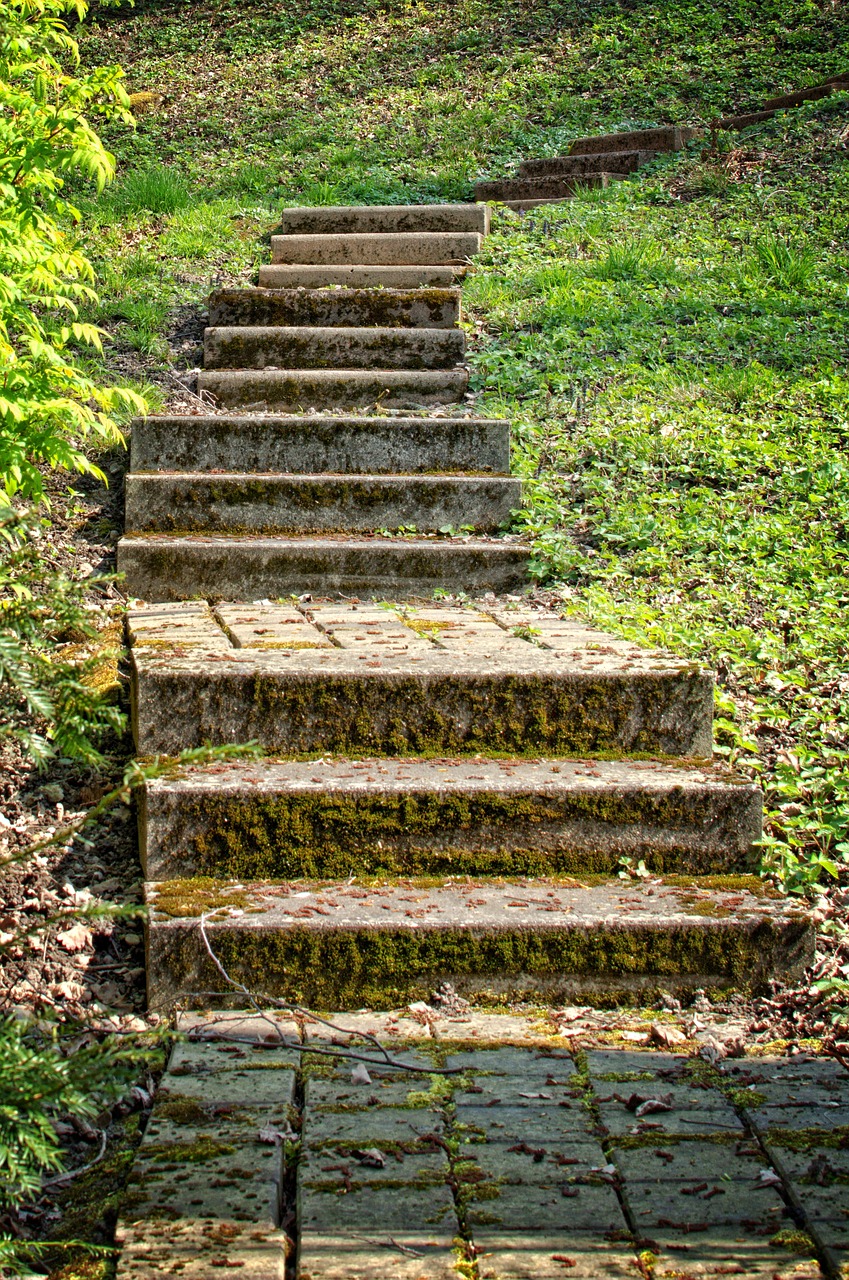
left=116, top=1014, right=849, bottom=1280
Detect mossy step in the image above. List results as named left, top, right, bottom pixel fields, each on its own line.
left=568, top=125, right=700, bottom=155
left=257, top=264, right=463, bottom=289
left=143, top=873, right=813, bottom=1010
left=196, top=368, right=468, bottom=411
left=140, top=756, right=763, bottom=882
left=203, top=325, right=466, bottom=372
left=130, top=414, right=510, bottom=475
left=278, top=203, right=490, bottom=235
left=517, top=150, right=657, bottom=178
left=269, top=231, right=482, bottom=266
left=207, top=286, right=461, bottom=329
left=128, top=601, right=714, bottom=757
left=116, top=533, right=530, bottom=602
left=715, top=109, right=778, bottom=129
left=124, top=472, right=520, bottom=535
left=475, top=172, right=624, bottom=202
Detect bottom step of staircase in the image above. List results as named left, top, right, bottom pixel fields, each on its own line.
left=144, top=875, right=813, bottom=1010
left=117, top=534, right=530, bottom=600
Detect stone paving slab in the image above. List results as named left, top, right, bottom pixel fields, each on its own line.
left=569, top=125, right=700, bottom=154
left=473, top=1232, right=637, bottom=1279
left=129, top=600, right=716, bottom=757
left=129, top=414, right=509, bottom=475
left=139, top=753, right=762, bottom=882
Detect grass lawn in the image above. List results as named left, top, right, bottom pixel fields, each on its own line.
left=69, top=0, right=849, bottom=927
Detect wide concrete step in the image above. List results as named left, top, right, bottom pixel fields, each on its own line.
left=116, top=534, right=531, bottom=602
left=203, top=325, right=465, bottom=371
left=130, top=414, right=510, bottom=474
left=476, top=173, right=625, bottom=203
left=196, top=368, right=468, bottom=411
left=518, top=150, right=656, bottom=178
left=128, top=601, right=714, bottom=757
left=270, top=231, right=482, bottom=266
left=762, top=80, right=848, bottom=109
left=143, top=873, right=813, bottom=1010
left=278, top=203, right=489, bottom=235
left=257, top=264, right=463, bottom=288
left=140, top=756, right=763, bottom=882
left=124, top=473, right=520, bottom=535
left=207, top=286, right=461, bottom=329
left=568, top=125, right=700, bottom=155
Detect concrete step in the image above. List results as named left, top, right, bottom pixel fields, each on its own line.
left=270, top=231, right=482, bottom=266
left=140, top=755, right=763, bottom=882
left=196, top=368, right=468, bottom=411
left=715, top=109, right=777, bottom=129
left=203, top=325, right=465, bottom=372
left=207, top=286, right=461, bottom=329
left=518, top=150, right=656, bottom=178
left=568, top=125, right=700, bottom=155
left=116, top=534, right=531, bottom=602
left=278, top=203, right=489, bottom=235
left=143, top=873, right=813, bottom=1010
left=128, top=601, right=714, bottom=757
left=130, top=415, right=510, bottom=474
left=257, top=264, right=463, bottom=288
left=762, top=81, right=848, bottom=110
left=124, top=472, right=520, bottom=536
left=475, top=173, right=624, bottom=203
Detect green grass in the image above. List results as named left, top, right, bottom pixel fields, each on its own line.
left=70, top=0, right=849, bottom=900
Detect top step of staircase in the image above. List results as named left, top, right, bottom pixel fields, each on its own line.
left=568, top=125, right=700, bottom=155
left=279, top=203, right=490, bottom=235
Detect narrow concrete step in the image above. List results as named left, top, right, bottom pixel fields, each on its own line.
left=270, top=231, right=482, bottom=266
left=124, top=473, right=521, bottom=535
left=518, top=150, right=657, bottom=177
left=130, top=415, right=510, bottom=474
left=196, top=368, right=469, bottom=411
left=207, top=286, right=461, bottom=329
left=116, top=534, right=531, bottom=602
left=475, top=173, right=624, bottom=202
left=140, top=755, right=763, bottom=882
left=143, top=873, right=813, bottom=1010
left=257, top=264, right=463, bottom=288
left=763, top=81, right=847, bottom=109
left=278, top=203, right=489, bottom=235
left=128, top=601, right=714, bottom=757
left=568, top=125, right=700, bottom=155
left=203, top=325, right=465, bottom=371
left=715, top=109, right=777, bottom=129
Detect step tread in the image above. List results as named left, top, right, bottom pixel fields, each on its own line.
left=270, top=231, right=483, bottom=266
left=278, top=202, right=489, bottom=235
left=196, top=367, right=470, bottom=410
left=203, top=325, right=466, bottom=372
left=476, top=173, right=625, bottom=200
left=207, top=286, right=462, bottom=329
left=257, top=265, right=464, bottom=287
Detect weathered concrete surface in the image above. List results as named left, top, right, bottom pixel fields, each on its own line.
left=128, top=601, right=716, bottom=757
left=124, top=473, right=520, bottom=535
left=279, top=203, right=490, bottom=235
left=270, top=231, right=482, bottom=266
left=716, top=109, right=778, bottom=129
left=763, top=83, right=843, bottom=109
left=569, top=125, right=700, bottom=154
left=143, top=874, right=812, bottom=1010
left=116, top=533, right=530, bottom=602
left=258, top=264, right=463, bottom=288
left=196, top=368, right=469, bottom=411
left=203, top=325, right=466, bottom=372
left=139, top=755, right=763, bottom=881
left=207, top=286, right=461, bottom=329
left=129, top=415, right=510, bottom=475
left=518, top=149, right=657, bottom=177
left=475, top=172, right=623, bottom=202
left=115, top=1038, right=295, bottom=1280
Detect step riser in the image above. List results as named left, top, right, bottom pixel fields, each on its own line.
left=716, top=110, right=777, bottom=129
left=203, top=326, right=466, bottom=372
left=475, top=173, right=620, bottom=202
left=518, top=151, right=655, bottom=178
left=131, top=666, right=714, bottom=758
left=257, top=265, right=463, bottom=288
left=116, top=538, right=531, bottom=602
left=145, top=914, right=813, bottom=1011
left=270, top=232, right=482, bottom=266
left=130, top=416, right=510, bottom=475
left=762, top=83, right=843, bottom=110
left=196, top=369, right=469, bottom=411
left=569, top=126, right=700, bottom=155
left=278, top=204, right=490, bottom=235
left=124, top=475, right=521, bottom=535
left=140, top=779, right=763, bottom=881
left=207, top=287, right=461, bottom=329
